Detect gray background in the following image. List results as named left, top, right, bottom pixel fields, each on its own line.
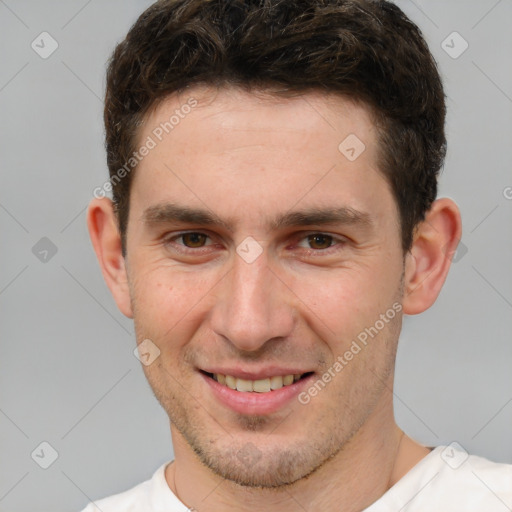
left=0, top=1, right=511, bottom=511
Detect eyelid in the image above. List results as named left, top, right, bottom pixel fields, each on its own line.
left=163, top=230, right=347, bottom=254
left=293, top=231, right=347, bottom=253
left=163, top=230, right=216, bottom=248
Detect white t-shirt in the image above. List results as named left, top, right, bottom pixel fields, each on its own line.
left=80, top=445, right=512, bottom=511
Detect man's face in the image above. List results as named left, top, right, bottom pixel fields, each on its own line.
left=124, top=86, right=406, bottom=487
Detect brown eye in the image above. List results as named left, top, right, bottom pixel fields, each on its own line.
left=307, top=234, right=334, bottom=250
left=181, top=233, right=208, bottom=248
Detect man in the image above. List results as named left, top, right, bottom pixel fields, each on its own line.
left=83, top=0, right=512, bottom=510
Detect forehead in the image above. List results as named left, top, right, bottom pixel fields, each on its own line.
left=140, top=86, right=378, bottom=147
left=129, top=85, right=398, bottom=234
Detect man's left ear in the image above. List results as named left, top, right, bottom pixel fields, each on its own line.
left=402, top=198, right=462, bottom=315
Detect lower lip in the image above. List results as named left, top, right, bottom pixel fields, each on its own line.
left=201, top=372, right=314, bottom=415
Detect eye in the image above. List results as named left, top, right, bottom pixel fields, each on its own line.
left=295, top=232, right=346, bottom=254
left=162, top=231, right=346, bottom=256
left=303, top=234, right=334, bottom=250
left=179, top=232, right=209, bottom=248
left=164, top=231, right=214, bottom=252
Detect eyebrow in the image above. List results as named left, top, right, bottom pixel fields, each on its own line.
left=141, top=202, right=373, bottom=232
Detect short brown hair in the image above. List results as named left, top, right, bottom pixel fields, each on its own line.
left=104, top=0, right=446, bottom=256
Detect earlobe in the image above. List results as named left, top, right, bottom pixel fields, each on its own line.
left=86, top=198, right=134, bottom=319
left=402, top=198, right=462, bottom=315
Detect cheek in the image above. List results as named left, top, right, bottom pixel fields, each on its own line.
left=129, top=264, right=210, bottom=344
left=284, top=263, right=398, bottom=339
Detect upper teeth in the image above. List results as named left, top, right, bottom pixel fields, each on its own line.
left=214, top=373, right=302, bottom=392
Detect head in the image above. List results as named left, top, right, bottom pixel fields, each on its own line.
left=89, top=0, right=461, bottom=489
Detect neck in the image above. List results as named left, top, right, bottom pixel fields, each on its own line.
left=165, top=398, right=430, bottom=512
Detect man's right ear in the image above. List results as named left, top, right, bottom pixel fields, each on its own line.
left=87, top=198, right=133, bottom=319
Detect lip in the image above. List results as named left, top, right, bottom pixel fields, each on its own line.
left=200, top=370, right=314, bottom=415
left=202, top=367, right=311, bottom=380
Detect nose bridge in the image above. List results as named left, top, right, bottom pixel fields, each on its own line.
left=210, top=249, right=295, bottom=352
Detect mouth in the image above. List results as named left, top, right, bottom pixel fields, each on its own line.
left=202, top=371, right=314, bottom=393
left=200, top=370, right=315, bottom=415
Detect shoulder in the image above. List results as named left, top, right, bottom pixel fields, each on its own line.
left=366, top=445, right=512, bottom=512
left=79, top=476, right=155, bottom=512
left=79, top=461, right=184, bottom=512
left=419, top=445, right=512, bottom=509
left=448, top=448, right=512, bottom=494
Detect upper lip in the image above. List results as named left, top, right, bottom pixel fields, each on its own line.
left=201, top=367, right=312, bottom=380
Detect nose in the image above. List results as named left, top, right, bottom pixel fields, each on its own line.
left=209, top=246, right=296, bottom=352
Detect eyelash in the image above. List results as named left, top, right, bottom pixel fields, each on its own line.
left=163, top=231, right=346, bottom=256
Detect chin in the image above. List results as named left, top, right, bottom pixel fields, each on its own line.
left=200, top=447, right=315, bottom=488
left=181, top=424, right=344, bottom=489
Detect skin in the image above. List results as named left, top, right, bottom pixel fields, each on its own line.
left=88, top=85, right=462, bottom=511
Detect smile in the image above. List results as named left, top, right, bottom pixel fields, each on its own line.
left=200, top=370, right=314, bottom=414
left=209, top=373, right=307, bottom=392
